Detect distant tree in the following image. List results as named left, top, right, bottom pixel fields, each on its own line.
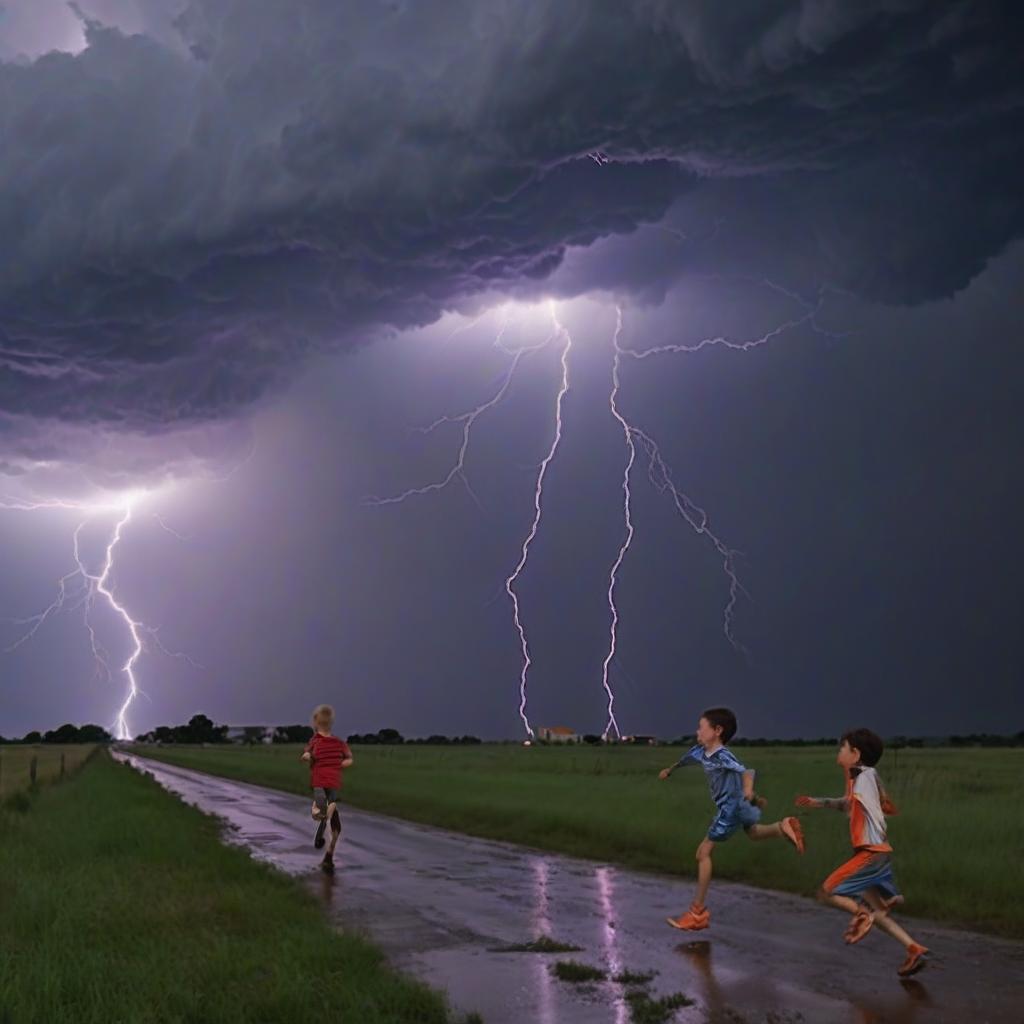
left=274, top=724, right=314, bottom=744
left=78, top=724, right=111, bottom=743
left=582, top=734, right=602, bottom=745
left=242, top=726, right=268, bottom=745
left=22, top=731, right=42, bottom=744
left=44, top=724, right=81, bottom=743
left=376, top=728, right=404, bottom=745
left=154, top=726, right=175, bottom=744
left=425, top=734, right=450, bottom=745
left=457, top=735, right=482, bottom=745
left=185, top=714, right=222, bottom=744
left=135, top=731, right=156, bottom=743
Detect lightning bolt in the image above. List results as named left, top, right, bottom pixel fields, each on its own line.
left=606, top=308, right=750, bottom=660
left=365, top=310, right=554, bottom=508
left=600, top=306, right=633, bottom=740
left=1, top=491, right=190, bottom=739
left=505, top=305, right=572, bottom=738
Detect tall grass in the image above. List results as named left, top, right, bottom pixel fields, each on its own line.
left=131, top=742, right=1024, bottom=938
left=0, top=744, right=96, bottom=798
left=0, top=752, right=457, bottom=1024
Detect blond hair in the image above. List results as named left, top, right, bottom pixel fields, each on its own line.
left=311, top=704, right=335, bottom=728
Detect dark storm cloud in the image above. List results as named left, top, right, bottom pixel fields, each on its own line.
left=1, top=0, right=1021, bottom=478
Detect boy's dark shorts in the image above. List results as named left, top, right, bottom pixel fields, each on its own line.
left=313, top=788, right=338, bottom=815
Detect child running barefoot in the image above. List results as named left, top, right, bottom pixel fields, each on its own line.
left=795, top=727, right=929, bottom=977
left=300, top=704, right=353, bottom=875
left=658, top=707, right=805, bottom=931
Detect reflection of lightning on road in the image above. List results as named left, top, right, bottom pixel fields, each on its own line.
left=1, top=492, right=193, bottom=739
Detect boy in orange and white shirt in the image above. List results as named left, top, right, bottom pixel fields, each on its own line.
left=796, top=727, right=928, bottom=977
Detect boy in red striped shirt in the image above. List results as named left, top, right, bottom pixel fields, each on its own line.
left=300, top=704, right=353, bottom=875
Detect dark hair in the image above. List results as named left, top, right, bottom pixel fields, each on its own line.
left=841, top=728, right=884, bottom=767
left=702, top=707, right=738, bottom=744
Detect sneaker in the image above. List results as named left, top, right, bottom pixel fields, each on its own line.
left=666, top=904, right=710, bottom=931
left=781, top=816, right=806, bottom=854
left=314, top=818, right=327, bottom=850
left=320, top=853, right=335, bottom=876
left=844, top=908, right=875, bottom=944
left=897, top=944, right=929, bottom=977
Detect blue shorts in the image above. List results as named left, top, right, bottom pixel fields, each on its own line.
left=707, top=799, right=762, bottom=842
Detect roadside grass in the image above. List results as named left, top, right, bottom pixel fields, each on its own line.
left=0, top=744, right=95, bottom=799
left=0, top=753, right=459, bottom=1024
left=128, top=742, right=1024, bottom=938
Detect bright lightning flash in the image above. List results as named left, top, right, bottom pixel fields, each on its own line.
left=2, top=488, right=184, bottom=739
left=505, top=304, right=572, bottom=737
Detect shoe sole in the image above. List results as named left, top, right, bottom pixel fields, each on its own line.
left=898, top=953, right=929, bottom=977
left=845, top=916, right=875, bottom=945
left=666, top=917, right=708, bottom=931
left=782, top=818, right=805, bottom=854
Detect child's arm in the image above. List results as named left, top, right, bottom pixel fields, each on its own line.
left=795, top=794, right=848, bottom=811
left=300, top=738, right=313, bottom=762
left=658, top=743, right=702, bottom=780
left=340, top=741, right=353, bottom=770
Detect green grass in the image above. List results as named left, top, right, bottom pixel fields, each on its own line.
left=624, top=989, right=695, bottom=1024
left=0, top=753, right=459, bottom=1024
left=127, top=742, right=1024, bottom=937
left=551, top=960, right=606, bottom=983
left=0, top=744, right=96, bottom=798
left=613, top=969, right=658, bottom=986
left=492, top=935, right=582, bottom=953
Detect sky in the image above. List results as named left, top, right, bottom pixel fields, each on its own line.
left=0, top=1, right=1021, bottom=741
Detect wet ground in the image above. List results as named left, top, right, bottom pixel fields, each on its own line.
left=114, top=753, right=1023, bottom=1024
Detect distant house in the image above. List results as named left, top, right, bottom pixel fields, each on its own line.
left=538, top=726, right=578, bottom=744
left=624, top=735, right=658, bottom=746
left=225, top=725, right=273, bottom=745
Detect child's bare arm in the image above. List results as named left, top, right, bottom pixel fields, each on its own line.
left=795, top=794, right=847, bottom=810
left=341, top=756, right=354, bottom=769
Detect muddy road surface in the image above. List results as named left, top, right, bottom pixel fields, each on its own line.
left=114, top=753, right=1022, bottom=1024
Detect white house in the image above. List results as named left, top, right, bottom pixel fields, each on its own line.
left=538, top=726, right=578, bottom=744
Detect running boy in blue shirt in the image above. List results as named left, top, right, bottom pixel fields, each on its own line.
left=658, top=706, right=805, bottom=930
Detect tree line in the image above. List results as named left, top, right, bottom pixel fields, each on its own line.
left=0, top=723, right=112, bottom=745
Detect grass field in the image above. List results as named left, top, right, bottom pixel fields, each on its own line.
left=0, top=744, right=95, bottom=799
left=129, top=742, right=1024, bottom=939
left=0, top=752, right=462, bottom=1024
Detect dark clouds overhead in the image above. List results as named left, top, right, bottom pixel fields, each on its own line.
left=1, top=0, right=1022, bottom=482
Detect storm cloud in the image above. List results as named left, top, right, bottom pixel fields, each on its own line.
left=1, top=0, right=1021, bottom=482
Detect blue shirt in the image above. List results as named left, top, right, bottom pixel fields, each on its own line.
left=673, top=743, right=749, bottom=811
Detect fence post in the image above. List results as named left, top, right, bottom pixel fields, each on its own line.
left=30, top=755, right=38, bottom=787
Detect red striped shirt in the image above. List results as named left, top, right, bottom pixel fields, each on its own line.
left=305, top=734, right=351, bottom=789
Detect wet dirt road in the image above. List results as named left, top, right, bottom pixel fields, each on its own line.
left=115, top=753, right=1023, bottom=1024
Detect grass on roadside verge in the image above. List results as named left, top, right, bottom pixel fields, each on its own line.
left=0, top=752, right=458, bottom=1024
left=127, top=742, right=1024, bottom=939
left=0, top=744, right=96, bottom=799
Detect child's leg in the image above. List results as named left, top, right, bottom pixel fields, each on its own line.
left=745, top=816, right=804, bottom=853
left=326, top=804, right=342, bottom=855
left=862, top=888, right=918, bottom=949
left=694, top=838, right=715, bottom=907
left=816, top=887, right=861, bottom=915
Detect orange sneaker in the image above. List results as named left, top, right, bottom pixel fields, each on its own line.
left=844, top=908, right=875, bottom=944
left=666, top=904, right=710, bottom=931
left=781, top=816, right=805, bottom=854
left=897, top=944, right=929, bottom=977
